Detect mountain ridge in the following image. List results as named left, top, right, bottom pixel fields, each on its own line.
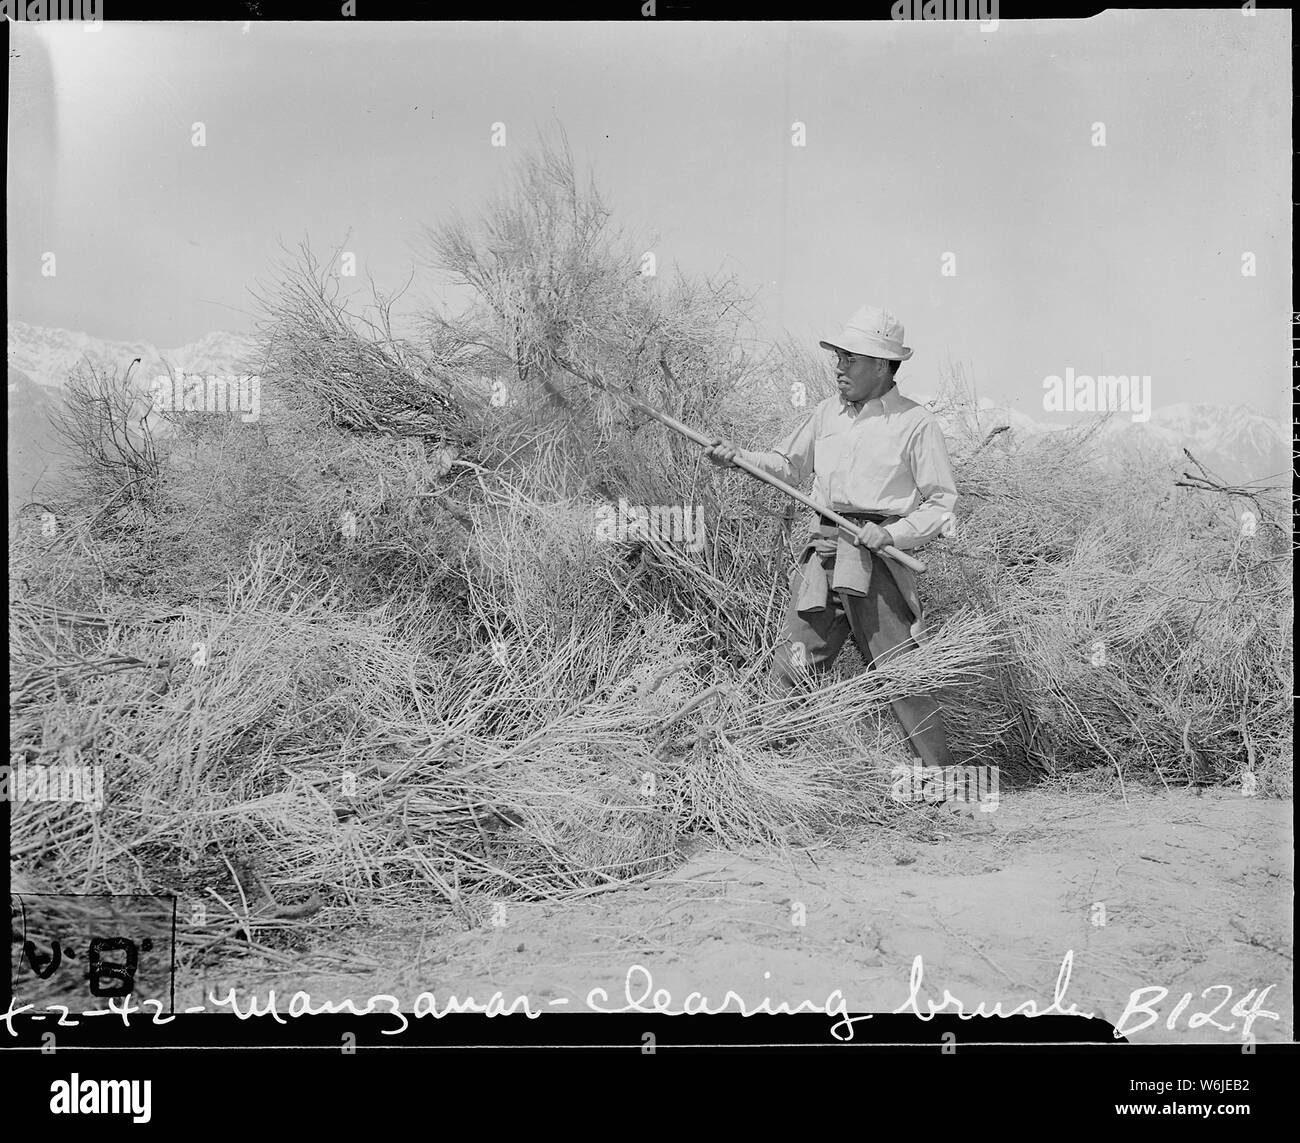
left=9, top=322, right=1290, bottom=522
left=7, top=322, right=262, bottom=520
left=922, top=393, right=1289, bottom=486
left=8, top=320, right=261, bottom=395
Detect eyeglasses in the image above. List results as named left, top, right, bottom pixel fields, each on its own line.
left=827, top=349, right=870, bottom=365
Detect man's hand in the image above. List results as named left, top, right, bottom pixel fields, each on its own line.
left=704, top=437, right=740, bottom=468
left=853, top=521, right=892, bottom=552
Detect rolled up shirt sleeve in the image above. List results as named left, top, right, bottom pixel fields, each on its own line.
left=736, top=411, right=817, bottom=488
left=883, top=417, right=958, bottom=550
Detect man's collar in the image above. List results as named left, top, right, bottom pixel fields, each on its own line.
left=841, top=383, right=900, bottom=415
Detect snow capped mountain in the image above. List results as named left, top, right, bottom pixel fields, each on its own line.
left=172, top=330, right=265, bottom=378
left=930, top=394, right=1289, bottom=485
left=8, top=363, right=64, bottom=512
left=1128, top=403, right=1291, bottom=483
left=7, top=321, right=261, bottom=520
left=7, top=320, right=260, bottom=395
left=8, top=322, right=1291, bottom=523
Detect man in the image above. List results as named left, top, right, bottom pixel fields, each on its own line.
left=705, top=303, right=958, bottom=771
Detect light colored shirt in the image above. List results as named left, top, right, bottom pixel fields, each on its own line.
left=738, top=386, right=958, bottom=551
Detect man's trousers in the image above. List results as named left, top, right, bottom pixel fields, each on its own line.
left=769, top=544, right=955, bottom=769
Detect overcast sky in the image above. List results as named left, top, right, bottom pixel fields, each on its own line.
left=7, top=13, right=1291, bottom=420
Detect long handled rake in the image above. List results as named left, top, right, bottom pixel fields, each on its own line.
left=556, top=354, right=926, bottom=574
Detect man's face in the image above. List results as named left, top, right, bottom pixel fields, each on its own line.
left=831, top=348, right=892, bottom=403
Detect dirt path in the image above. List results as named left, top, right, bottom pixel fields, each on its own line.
left=209, top=787, right=1293, bottom=1045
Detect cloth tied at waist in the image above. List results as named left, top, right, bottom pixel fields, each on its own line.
left=792, top=510, right=929, bottom=643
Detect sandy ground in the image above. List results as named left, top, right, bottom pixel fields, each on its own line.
left=190, top=786, right=1292, bottom=1046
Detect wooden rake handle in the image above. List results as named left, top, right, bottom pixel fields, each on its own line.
left=641, top=368, right=927, bottom=575
left=556, top=355, right=927, bottom=575
left=730, top=455, right=927, bottom=574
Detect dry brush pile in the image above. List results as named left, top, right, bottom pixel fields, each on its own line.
left=9, top=139, right=1291, bottom=968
